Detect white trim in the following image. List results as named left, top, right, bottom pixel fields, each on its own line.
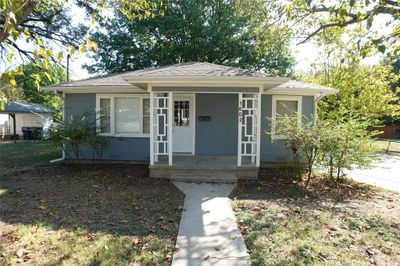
left=168, top=93, right=173, bottom=165
left=264, top=89, right=335, bottom=96
left=149, top=92, right=154, bottom=165
left=256, top=93, right=261, bottom=167
left=95, top=94, right=150, bottom=138
left=237, top=93, right=243, bottom=167
left=62, top=92, right=66, bottom=159
left=271, top=95, right=302, bottom=140
left=172, top=94, right=195, bottom=155
left=192, top=94, right=196, bottom=155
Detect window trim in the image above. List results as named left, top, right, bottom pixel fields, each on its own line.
left=96, top=94, right=150, bottom=138
left=271, top=95, right=302, bottom=140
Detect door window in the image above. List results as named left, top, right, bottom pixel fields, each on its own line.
left=174, top=100, right=190, bottom=127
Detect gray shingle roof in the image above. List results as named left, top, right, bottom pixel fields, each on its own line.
left=47, top=72, right=133, bottom=88
left=0, top=101, right=55, bottom=114
left=47, top=62, right=267, bottom=88
left=271, top=80, right=338, bottom=94
left=125, top=62, right=267, bottom=77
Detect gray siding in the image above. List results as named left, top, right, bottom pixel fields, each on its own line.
left=64, top=93, right=149, bottom=161
left=260, top=95, right=315, bottom=162
left=195, top=94, right=238, bottom=155
left=64, top=92, right=315, bottom=162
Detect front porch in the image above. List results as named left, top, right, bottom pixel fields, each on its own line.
left=149, top=88, right=262, bottom=180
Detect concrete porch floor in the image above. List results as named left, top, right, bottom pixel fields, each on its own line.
left=149, top=156, right=259, bottom=181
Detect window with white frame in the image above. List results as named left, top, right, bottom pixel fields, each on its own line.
left=271, top=95, right=302, bottom=139
left=96, top=95, right=150, bottom=137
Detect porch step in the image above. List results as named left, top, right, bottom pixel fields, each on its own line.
left=170, top=171, right=238, bottom=183
left=149, top=167, right=258, bottom=181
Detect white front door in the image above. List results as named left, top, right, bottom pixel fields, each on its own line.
left=173, top=95, right=194, bottom=153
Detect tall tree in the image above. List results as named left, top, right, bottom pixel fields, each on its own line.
left=286, top=0, right=400, bottom=56
left=85, top=0, right=294, bottom=76
left=303, top=62, right=400, bottom=123
left=16, top=63, right=66, bottom=118
left=0, top=0, right=161, bottom=107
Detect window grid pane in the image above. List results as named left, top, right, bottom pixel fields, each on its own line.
left=99, top=98, right=111, bottom=133
left=115, top=97, right=140, bottom=134
left=275, top=100, right=298, bottom=135
left=174, top=100, right=190, bottom=127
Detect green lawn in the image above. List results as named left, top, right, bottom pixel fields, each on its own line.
left=231, top=170, right=400, bottom=266
left=373, top=139, right=400, bottom=155
left=0, top=143, right=184, bottom=265
left=0, top=141, right=61, bottom=169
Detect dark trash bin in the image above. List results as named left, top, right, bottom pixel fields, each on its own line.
left=21, top=127, right=43, bottom=140
left=22, top=127, right=30, bottom=140
left=29, top=127, right=43, bottom=140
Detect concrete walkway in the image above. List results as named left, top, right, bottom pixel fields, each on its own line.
left=172, top=182, right=250, bottom=266
left=346, top=153, right=400, bottom=192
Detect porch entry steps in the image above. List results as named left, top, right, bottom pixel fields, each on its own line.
left=170, top=171, right=238, bottom=183
left=149, top=156, right=259, bottom=182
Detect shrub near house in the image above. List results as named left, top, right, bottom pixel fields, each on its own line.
left=272, top=115, right=376, bottom=183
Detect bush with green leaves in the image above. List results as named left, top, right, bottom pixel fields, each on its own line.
left=269, top=115, right=377, bottom=184
left=50, top=113, right=109, bottom=161
left=319, top=119, right=377, bottom=180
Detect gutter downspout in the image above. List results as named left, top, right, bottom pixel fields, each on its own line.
left=50, top=89, right=65, bottom=163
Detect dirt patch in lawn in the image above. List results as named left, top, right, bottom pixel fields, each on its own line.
left=231, top=169, right=400, bottom=266
left=0, top=164, right=184, bottom=265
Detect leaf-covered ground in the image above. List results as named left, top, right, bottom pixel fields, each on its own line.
left=0, top=164, right=184, bottom=265
left=231, top=169, right=400, bottom=266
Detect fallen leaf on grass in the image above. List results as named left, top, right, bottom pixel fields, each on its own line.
left=16, top=249, right=30, bottom=258
left=366, top=249, right=375, bottom=256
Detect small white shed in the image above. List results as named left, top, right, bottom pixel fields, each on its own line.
left=0, top=101, right=55, bottom=141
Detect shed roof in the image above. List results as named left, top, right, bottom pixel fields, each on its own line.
left=0, top=101, right=55, bottom=114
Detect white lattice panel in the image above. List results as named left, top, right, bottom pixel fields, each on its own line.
left=238, top=93, right=260, bottom=166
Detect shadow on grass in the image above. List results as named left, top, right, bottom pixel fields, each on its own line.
left=231, top=168, right=380, bottom=212
left=230, top=168, right=400, bottom=266
left=0, top=164, right=184, bottom=237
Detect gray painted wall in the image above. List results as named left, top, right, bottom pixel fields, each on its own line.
left=260, top=95, right=315, bottom=162
left=195, top=94, right=238, bottom=155
left=64, top=93, right=149, bottom=161
left=64, top=93, right=315, bottom=162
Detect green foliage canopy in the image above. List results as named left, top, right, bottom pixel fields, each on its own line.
left=286, top=0, right=400, bottom=56
left=304, top=62, right=400, bottom=123
left=85, top=0, right=294, bottom=76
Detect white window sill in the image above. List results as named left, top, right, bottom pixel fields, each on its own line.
left=99, top=133, right=150, bottom=138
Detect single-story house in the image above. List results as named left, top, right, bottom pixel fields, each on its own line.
left=0, top=101, right=55, bottom=140
left=45, top=62, right=337, bottom=179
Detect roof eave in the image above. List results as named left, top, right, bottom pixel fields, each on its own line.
left=265, top=87, right=338, bottom=96
left=42, top=85, right=144, bottom=92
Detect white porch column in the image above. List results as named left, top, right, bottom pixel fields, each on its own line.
left=149, top=92, right=154, bottom=165
left=256, top=93, right=262, bottom=167
left=168, top=92, right=173, bottom=166
left=237, top=93, right=243, bottom=167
